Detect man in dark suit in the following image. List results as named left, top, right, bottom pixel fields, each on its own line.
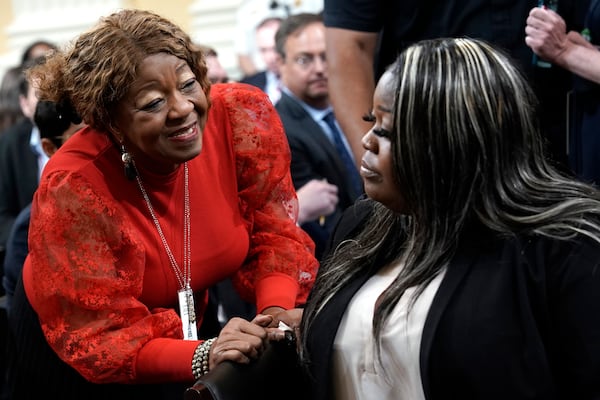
left=274, top=13, right=362, bottom=259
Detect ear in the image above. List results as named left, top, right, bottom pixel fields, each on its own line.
left=40, top=138, right=58, bottom=157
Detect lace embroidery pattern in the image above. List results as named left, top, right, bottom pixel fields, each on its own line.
left=215, top=84, right=317, bottom=303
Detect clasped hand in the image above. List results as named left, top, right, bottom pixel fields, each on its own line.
left=208, top=307, right=303, bottom=370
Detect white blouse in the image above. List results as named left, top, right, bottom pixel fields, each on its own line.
left=332, top=262, right=446, bottom=400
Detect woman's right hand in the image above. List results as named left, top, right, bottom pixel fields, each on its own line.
left=208, top=314, right=273, bottom=369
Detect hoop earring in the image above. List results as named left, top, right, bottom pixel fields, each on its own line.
left=120, top=144, right=137, bottom=180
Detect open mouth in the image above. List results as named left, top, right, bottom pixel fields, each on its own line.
left=168, top=123, right=197, bottom=141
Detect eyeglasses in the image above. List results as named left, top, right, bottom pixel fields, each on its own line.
left=292, top=53, right=327, bottom=69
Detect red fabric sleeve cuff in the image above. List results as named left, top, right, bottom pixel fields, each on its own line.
left=136, top=338, right=201, bottom=383
left=255, top=273, right=299, bottom=313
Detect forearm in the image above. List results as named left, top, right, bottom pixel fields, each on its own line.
left=555, top=43, right=600, bottom=84
left=326, top=28, right=378, bottom=167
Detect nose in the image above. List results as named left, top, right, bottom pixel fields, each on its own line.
left=168, top=91, right=194, bottom=120
left=313, top=55, right=326, bottom=72
left=361, top=130, right=378, bottom=153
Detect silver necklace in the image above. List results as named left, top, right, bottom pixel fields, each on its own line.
left=135, top=162, right=197, bottom=340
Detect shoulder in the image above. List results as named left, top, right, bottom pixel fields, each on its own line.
left=210, top=82, right=271, bottom=111
left=240, top=71, right=267, bottom=87
left=275, top=92, right=306, bottom=118
left=329, top=197, right=373, bottom=246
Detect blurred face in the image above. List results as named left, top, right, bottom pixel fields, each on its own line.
left=256, top=20, right=280, bottom=74
left=360, top=70, right=405, bottom=213
left=278, top=22, right=328, bottom=109
left=19, top=83, right=38, bottom=120
left=114, top=53, right=209, bottom=173
left=205, top=55, right=229, bottom=84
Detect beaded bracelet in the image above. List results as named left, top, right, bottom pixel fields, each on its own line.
left=191, top=337, right=216, bottom=380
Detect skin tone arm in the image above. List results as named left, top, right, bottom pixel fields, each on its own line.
left=325, top=27, right=379, bottom=168
left=525, top=7, right=600, bottom=84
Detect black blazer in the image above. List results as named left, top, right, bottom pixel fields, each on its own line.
left=0, top=119, right=38, bottom=248
left=240, top=71, right=267, bottom=92
left=305, top=200, right=600, bottom=399
left=275, top=92, right=361, bottom=259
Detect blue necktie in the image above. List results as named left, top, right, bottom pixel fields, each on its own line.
left=322, top=111, right=363, bottom=197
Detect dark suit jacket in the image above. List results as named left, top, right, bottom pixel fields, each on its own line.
left=240, top=71, right=267, bottom=92
left=2, top=203, right=30, bottom=313
left=305, top=200, right=600, bottom=399
left=0, top=119, right=38, bottom=250
left=275, top=92, right=361, bottom=259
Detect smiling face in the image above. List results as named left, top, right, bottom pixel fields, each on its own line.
left=360, top=70, right=405, bottom=213
left=114, top=53, right=209, bottom=173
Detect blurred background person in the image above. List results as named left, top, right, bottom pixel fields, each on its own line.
left=234, top=0, right=323, bottom=77
left=198, top=44, right=230, bottom=84
left=241, top=17, right=283, bottom=104
left=0, top=66, right=25, bottom=135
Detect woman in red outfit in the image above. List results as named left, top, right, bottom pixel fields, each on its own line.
left=6, top=9, right=318, bottom=400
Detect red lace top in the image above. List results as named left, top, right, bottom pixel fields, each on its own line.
left=22, top=83, right=317, bottom=384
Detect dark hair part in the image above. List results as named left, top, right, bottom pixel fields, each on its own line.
left=301, top=37, right=600, bottom=363
left=27, top=9, right=210, bottom=135
left=274, top=13, right=322, bottom=59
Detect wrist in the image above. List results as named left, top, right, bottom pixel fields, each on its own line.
left=191, top=337, right=216, bottom=380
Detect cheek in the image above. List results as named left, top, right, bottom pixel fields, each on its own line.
left=379, top=146, right=405, bottom=210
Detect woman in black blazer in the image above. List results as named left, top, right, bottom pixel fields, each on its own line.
left=299, top=38, right=600, bottom=400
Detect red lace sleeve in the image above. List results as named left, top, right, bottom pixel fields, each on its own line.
left=26, top=171, right=185, bottom=383
left=212, top=83, right=318, bottom=311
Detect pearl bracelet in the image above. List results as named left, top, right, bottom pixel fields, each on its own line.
left=191, top=337, right=216, bottom=380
